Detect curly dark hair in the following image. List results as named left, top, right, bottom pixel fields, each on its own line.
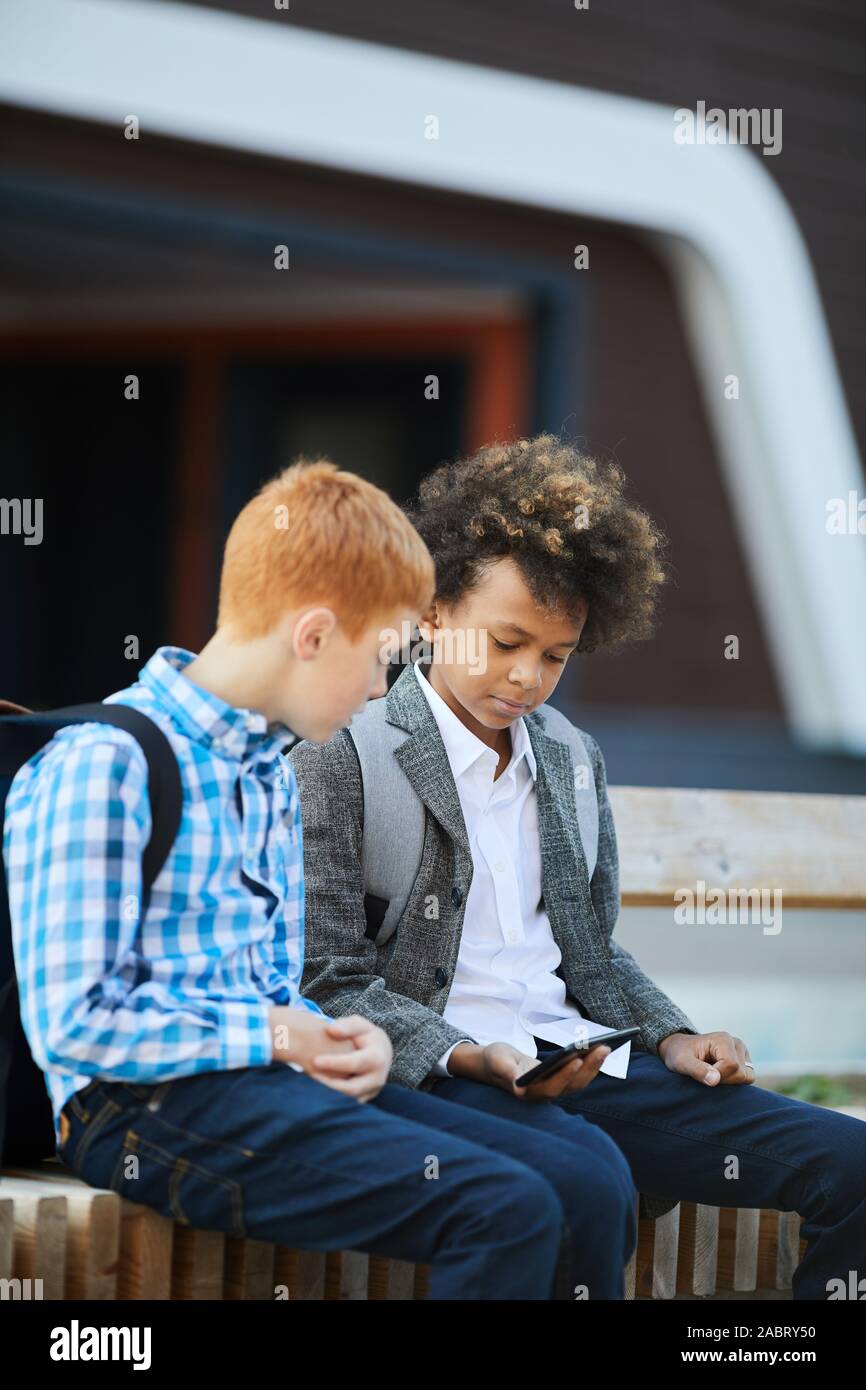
left=404, top=434, right=670, bottom=653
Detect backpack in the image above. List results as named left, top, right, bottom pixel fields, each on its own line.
left=0, top=702, right=182, bottom=1165
left=346, top=695, right=599, bottom=946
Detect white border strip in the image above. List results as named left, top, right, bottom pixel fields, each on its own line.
left=2, top=0, right=865, bottom=751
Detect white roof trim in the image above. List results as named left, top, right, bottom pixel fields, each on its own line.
left=2, top=0, right=865, bottom=751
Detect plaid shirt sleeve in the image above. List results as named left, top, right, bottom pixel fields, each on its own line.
left=4, top=731, right=274, bottom=1082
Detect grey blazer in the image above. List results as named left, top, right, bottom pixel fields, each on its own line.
left=289, top=664, right=699, bottom=1221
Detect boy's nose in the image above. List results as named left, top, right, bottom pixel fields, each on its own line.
left=510, top=669, right=543, bottom=691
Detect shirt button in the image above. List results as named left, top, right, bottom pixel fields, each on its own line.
left=494, top=861, right=506, bottom=873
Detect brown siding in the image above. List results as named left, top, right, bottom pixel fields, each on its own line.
left=0, top=95, right=785, bottom=713
left=194, top=0, right=866, bottom=469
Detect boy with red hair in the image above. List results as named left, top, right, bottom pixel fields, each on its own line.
left=4, top=459, right=626, bottom=1299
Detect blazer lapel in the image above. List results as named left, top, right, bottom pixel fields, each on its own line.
left=385, top=669, right=607, bottom=975
left=386, top=666, right=470, bottom=855
left=525, top=715, right=610, bottom=974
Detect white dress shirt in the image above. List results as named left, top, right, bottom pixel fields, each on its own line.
left=412, top=661, right=631, bottom=1082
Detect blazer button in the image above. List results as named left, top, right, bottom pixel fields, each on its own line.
left=450, top=886, right=463, bottom=908
left=434, top=967, right=449, bottom=988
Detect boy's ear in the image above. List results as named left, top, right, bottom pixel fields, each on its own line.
left=417, top=603, right=440, bottom=643
left=289, top=605, right=338, bottom=659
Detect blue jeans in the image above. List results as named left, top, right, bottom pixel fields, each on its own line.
left=431, top=1043, right=866, bottom=1301
left=58, top=1061, right=636, bottom=1300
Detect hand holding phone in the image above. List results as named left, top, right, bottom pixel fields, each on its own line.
left=514, top=1027, right=640, bottom=1089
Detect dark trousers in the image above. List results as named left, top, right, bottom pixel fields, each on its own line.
left=58, top=1060, right=636, bottom=1301
left=431, top=1043, right=866, bottom=1301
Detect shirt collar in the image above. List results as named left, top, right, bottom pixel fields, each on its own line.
left=138, top=646, right=297, bottom=763
left=412, top=659, right=537, bottom=782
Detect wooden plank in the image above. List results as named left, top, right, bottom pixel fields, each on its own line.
left=325, top=1249, right=369, bottom=1300
left=0, top=1178, right=67, bottom=1299
left=171, top=1226, right=225, bottom=1299
left=757, top=1208, right=781, bottom=1288
left=4, top=1168, right=120, bottom=1300
left=61, top=1189, right=120, bottom=1301
left=691, top=1205, right=720, bottom=1297
left=623, top=1239, right=637, bottom=1300
left=117, top=1201, right=173, bottom=1300
left=734, top=1208, right=761, bottom=1292
left=223, top=1237, right=275, bottom=1301
left=777, top=1212, right=802, bottom=1289
left=291, top=1250, right=326, bottom=1301
left=675, top=1201, right=697, bottom=1295
left=0, top=1196, right=15, bottom=1281
left=623, top=1195, right=641, bottom=1300
left=716, top=1207, right=738, bottom=1290
left=384, top=1258, right=415, bottom=1300
left=0, top=1189, right=16, bottom=1284
left=272, top=1246, right=298, bottom=1301
left=367, top=1255, right=391, bottom=1300
left=610, top=787, right=866, bottom=908
left=622, top=1251, right=636, bottom=1301
left=633, top=1218, right=656, bottom=1298
left=676, top=1205, right=727, bottom=1300
left=651, top=1204, right=680, bottom=1300
left=718, top=1205, right=762, bottom=1293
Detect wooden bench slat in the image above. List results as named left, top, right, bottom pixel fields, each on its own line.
left=1, top=1168, right=806, bottom=1301
left=734, top=1207, right=761, bottom=1292
left=718, top=1207, right=764, bottom=1293
left=290, top=1249, right=326, bottom=1300
left=117, top=1200, right=174, bottom=1300
left=325, top=1249, right=369, bottom=1300
left=368, top=1253, right=427, bottom=1300
left=777, top=1211, right=802, bottom=1289
left=651, top=1204, right=680, bottom=1300
left=171, top=1227, right=225, bottom=1300
left=0, top=1177, right=67, bottom=1299
left=633, top=1218, right=657, bottom=1298
left=223, top=1236, right=275, bottom=1300
left=611, top=787, right=866, bottom=908
left=0, top=1196, right=15, bottom=1283
left=4, top=1167, right=120, bottom=1299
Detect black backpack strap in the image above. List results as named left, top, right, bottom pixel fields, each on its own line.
left=0, top=704, right=182, bottom=895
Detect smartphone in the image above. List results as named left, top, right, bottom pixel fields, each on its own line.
left=514, top=1027, right=640, bottom=1087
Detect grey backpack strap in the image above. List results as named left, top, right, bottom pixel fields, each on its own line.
left=530, top=704, right=599, bottom=880
left=348, top=696, right=599, bottom=943
left=347, top=701, right=426, bottom=945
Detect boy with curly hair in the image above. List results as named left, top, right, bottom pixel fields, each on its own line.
left=4, top=458, right=600, bottom=1301
left=290, top=435, right=866, bottom=1301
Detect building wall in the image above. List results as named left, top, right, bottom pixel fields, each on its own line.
left=0, top=98, right=783, bottom=716
left=198, top=0, right=865, bottom=469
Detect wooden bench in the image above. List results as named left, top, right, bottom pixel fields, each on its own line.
left=0, top=1162, right=809, bottom=1300
left=2, top=785, right=863, bottom=1300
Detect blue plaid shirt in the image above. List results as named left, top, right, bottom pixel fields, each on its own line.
left=3, top=646, right=325, bottom=1141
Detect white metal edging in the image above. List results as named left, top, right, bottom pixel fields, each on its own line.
left=1, top=0, right=864, bottom=751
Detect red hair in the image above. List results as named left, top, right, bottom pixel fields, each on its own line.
left=218, top=458, right=435, bottom=642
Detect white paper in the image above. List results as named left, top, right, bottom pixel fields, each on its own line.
left=529, top=1016, right=631, bottom=1079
